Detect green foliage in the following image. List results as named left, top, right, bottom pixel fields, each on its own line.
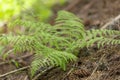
left=0, top=11, right=120, bottom=76
left=27, top=0, right=66, bottom=21
left=0, top=0, right=66, bottom=22
left=0, top=0, right=19, bottom=21
left=76, top=29, right=120, bottom=48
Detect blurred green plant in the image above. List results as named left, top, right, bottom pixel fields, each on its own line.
left=0, top=0, right=66, bottom=22
left=0, top=0, right=27, bottom=21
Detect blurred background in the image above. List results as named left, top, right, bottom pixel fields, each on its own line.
left=0, top=0, right=66, bottom=23
left=0, top=0, right=120, bottom=28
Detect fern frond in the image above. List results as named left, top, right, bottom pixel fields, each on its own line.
left=9, top=19, right=52, bottom=33
left=55, top=10, right=85, bottom=39
left=0, top=34, right=36, bottom=53
left=31, top=45, right=77, bottom=75
left=86, top=29, right=120, bottom=39
left=75, top=29, right=120, bottom=49
left=96, top=38, right=120, bottom=48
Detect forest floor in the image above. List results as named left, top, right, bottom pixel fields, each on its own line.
left=0, top=0, right=120, bottom=80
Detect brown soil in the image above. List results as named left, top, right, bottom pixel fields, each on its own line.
left=0, top=0, right=120, bottom=80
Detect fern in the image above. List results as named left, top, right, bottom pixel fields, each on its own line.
left=83, top=29, right=120, bottom=48
left=31, top=46, right=77, bottom=75
left=0, top=11, right=120, bottom=77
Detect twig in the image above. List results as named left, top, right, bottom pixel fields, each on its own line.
left=91, top=54, right=105, bottom=75
left=101, top=14, right=120, bottom=29
left=85, top=54, right=106, bottom=80
left=62, top=68, right=74, bottom=80
left=0, top=66, right=30, bottom=78
left=64, top=0, right=81, bottom=11
left=16, top=53, right=33, bottom=60
left=0, top=61, right=10, bottom=66
left=77, top=1, right=94, bottom=17
left=0, top=54, right=33, bottom=66
left=32, top=66, right=54, bottom=80
left=24, top=75, right=28, bottom=80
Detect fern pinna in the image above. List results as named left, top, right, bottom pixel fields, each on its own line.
left=0, top=11, right=120, bottom=76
